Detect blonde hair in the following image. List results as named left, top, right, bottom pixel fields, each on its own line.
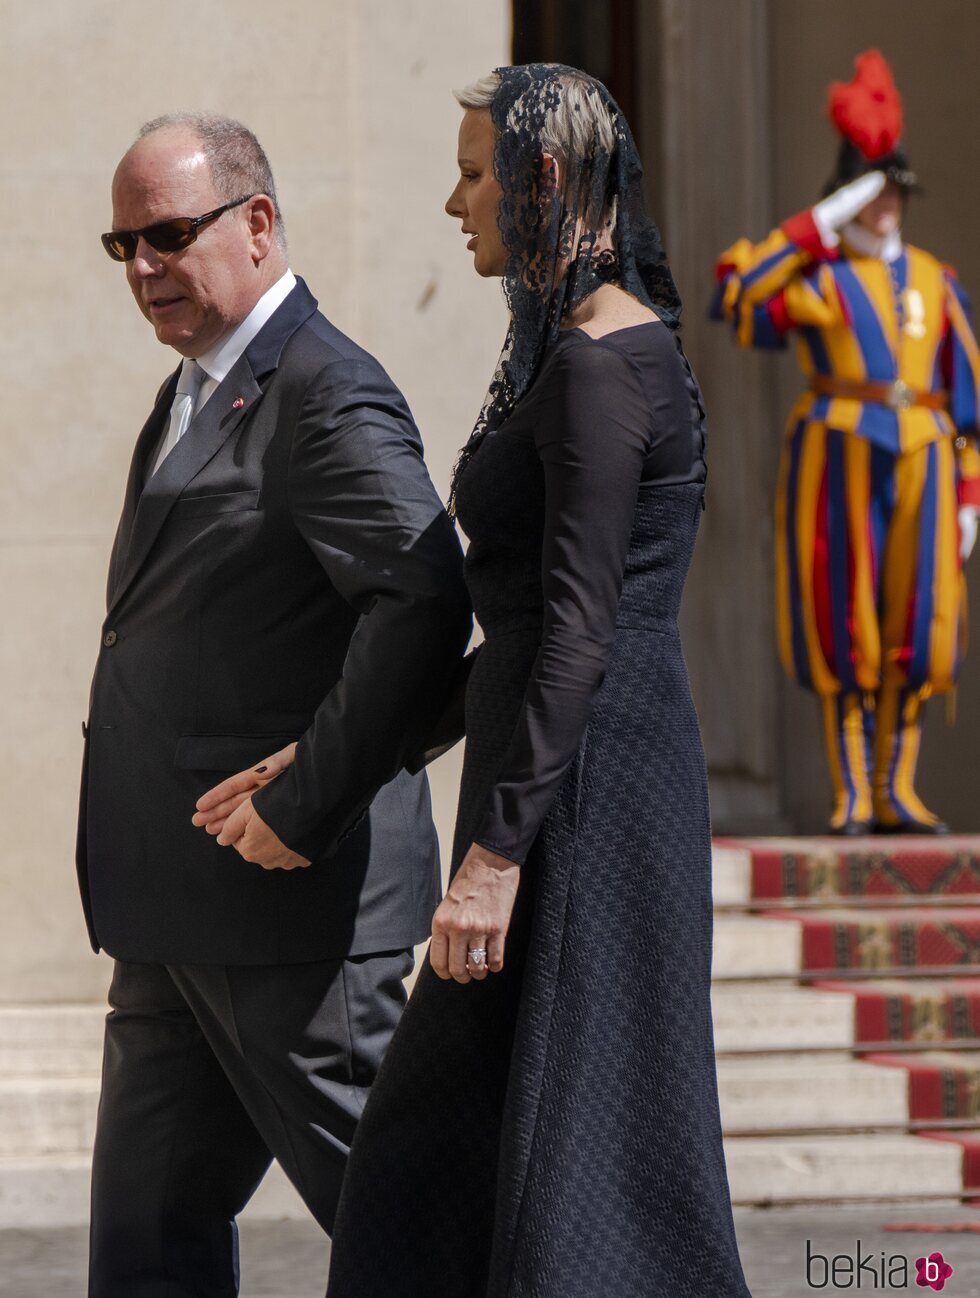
left=454, top=67, right=617, bottom=168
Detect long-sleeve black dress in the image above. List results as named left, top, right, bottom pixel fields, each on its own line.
left=327, top=321, right=751, bottom=1298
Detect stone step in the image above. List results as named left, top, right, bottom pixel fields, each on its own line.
left=0, top=1005, right=104, bottom=1076
left=0, top=1132, right=967, bottom=1226
left=0, top=1137, right=965, bottom=1225
left=0, top=1076, right=99, bottom=1158
left=768, top=907, right=980, bottom=977
left=725, top=1132, right=964, bottom=1204
left=0, top=1026, right=967, bottom=1219
left=0, top=1045, right=936, bottom=1168
left=717, top=1055, right=909, bottom=1133
left=712, top=982, right=855, bottom=1052
left=816, top=977, right=980, bottom=1046
left=862, top=1051, right=980, bottom=1122
left=712, top=843, right=752, bottom=907
left=712, top=915, right=802, bottom=979
left=718, top=836, right=980, bottom=906
left=0, top=1154, right=308, bottom=1230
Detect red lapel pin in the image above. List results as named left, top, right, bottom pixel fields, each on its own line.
left=232, top=397, right=245, bottom=410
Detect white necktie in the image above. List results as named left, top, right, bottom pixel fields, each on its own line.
left=152, top=358, right=204, bottom=475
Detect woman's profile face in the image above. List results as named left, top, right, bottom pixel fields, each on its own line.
left=445, top=108, right=507, bottom=277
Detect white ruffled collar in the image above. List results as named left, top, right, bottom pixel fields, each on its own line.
left=841, top=222, right=903, bottom=263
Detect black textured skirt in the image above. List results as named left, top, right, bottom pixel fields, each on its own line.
left=326, top=620, right=750, bottom=1297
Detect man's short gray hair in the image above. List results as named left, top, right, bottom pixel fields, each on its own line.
left=454, top=68, right=617, bottom=167
left=138, top=112, right=286, bottom=251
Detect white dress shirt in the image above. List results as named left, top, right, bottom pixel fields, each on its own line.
left=194, top=269, right=297, bottom=409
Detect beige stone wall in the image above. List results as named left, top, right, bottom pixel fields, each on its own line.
left=0, top=0, right=509, bottom=1002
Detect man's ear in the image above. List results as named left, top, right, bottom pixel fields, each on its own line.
left=247, top=194, right=277, bottom=263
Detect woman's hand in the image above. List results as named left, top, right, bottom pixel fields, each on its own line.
left=430, top=843, right=521, bottom=984
left=192, top=742, right=297, bottom=836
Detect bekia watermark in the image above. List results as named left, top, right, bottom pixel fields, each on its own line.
left=806, top=1239, right=954, bottom=1290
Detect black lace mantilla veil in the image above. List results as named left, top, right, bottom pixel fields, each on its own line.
left=448, top=62, right=682, bottom=513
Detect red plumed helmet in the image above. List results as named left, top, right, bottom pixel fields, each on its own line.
left=828, top=49, right=903, bottom=161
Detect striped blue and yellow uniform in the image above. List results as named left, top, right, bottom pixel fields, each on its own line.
left=714, top=209, right=980, bottom=828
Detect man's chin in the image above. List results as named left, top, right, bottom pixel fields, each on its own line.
left=151, top=318, right=197, bottom=354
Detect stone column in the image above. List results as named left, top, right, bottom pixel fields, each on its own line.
left=637, top=0, right=793, bottom=831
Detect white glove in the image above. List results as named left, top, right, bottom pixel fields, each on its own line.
left=960, top=505, right=979, bottom=562
left=812, top=171, right=888, bottom=247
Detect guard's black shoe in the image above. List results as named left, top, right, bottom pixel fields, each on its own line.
left=874, top=818, right=950, bottom=836
left=829, top=819, right=874, bottom=837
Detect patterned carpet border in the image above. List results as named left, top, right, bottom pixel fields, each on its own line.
left=718, top=838, right=980, bottom=903
left=813, top=978, right=980, bottom=1043
left=761, top=909, right=980, bottom=974
left=863, top=1052, right=980, bottom=1120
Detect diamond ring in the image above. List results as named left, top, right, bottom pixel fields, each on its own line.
left=467, top=947, right=488, bottom=967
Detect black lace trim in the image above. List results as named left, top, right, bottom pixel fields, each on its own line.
left=449, top=63, right=681, bottom=514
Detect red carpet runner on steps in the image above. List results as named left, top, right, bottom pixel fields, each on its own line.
left=718, top=836, right=980, bottom=1197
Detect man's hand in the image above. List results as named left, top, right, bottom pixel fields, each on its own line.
left=193, top=742, right=297, bottom=836
left=430, top=842, right=521, bottom=984
left=215, top=797, right=311, bottom=871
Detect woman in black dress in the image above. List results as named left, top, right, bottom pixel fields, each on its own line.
left=327, top=64, right=749, bottom=1298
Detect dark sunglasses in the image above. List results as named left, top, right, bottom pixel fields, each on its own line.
left=101, top=194, right=256, bottom=262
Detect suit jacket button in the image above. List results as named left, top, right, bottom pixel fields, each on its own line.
left=103, top=630, right=118, bottom=647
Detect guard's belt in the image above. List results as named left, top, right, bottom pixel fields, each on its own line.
left=809, top=376, right=948, bottom=411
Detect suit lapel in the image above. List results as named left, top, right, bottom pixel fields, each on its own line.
left=106, top=279, right=320, bottom=618
left=106, top=376, right=178, bottom=604
left=107, top=357, right=263, bottom=618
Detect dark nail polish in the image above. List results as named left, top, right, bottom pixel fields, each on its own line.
left=255, top=765, right=268, bottom=773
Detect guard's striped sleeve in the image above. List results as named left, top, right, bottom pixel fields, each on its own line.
left=941, top=268, right=980, bottom=506
left=711, top=209, right=844, bottom=349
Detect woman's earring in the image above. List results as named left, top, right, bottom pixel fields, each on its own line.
left=594, top=248, right=618, bottom=280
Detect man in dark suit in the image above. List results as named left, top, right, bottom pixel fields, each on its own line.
left=79, top=112, right=470, bottom=1296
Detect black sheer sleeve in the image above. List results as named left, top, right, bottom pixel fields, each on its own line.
left=473, top=338, right=653, bottom=864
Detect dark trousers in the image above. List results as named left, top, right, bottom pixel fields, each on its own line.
left=88, top=951, right=412, bottom=1298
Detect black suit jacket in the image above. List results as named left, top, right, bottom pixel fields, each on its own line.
left=77, top=279, right=471, bottom=965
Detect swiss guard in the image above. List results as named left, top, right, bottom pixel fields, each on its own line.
left=713, top=50, right=980, bottom=834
